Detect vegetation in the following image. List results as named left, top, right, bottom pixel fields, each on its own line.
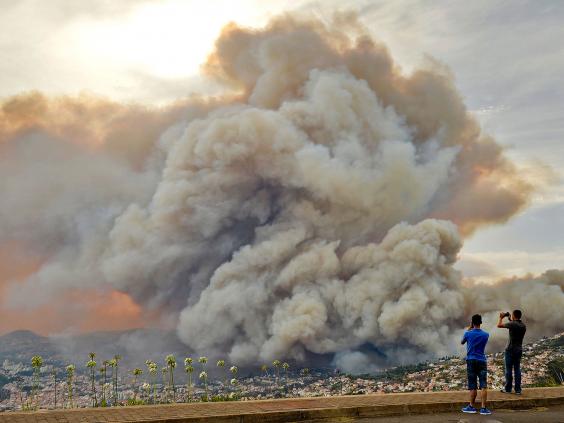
left=86, top=352, right=97, bottom=407
left=99, top=360, right=109, bottom=406
left=132, top=368, right=143, bottom=402
left=165, top=355, right=177, bottom=402
left=272, top=360, right=281, bottom=389
left=145, top=360, right=158, bottom=404
left=282, top=362, right=289, bottom=391
left=532, top=357, right=564, bottom=386
left=30, top=355, right=42, bottom=410
left=65, top=364, right=75, bottom=409
left=111, top=355, right=122, bottom=406
left=184, top=358, right=194, bottom=402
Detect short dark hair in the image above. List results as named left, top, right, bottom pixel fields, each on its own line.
left=472, top=314, right=482, bottom=326
left=513, top=309, right=522, bottom=319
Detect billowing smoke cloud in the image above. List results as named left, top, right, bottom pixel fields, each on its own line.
left=1, top=13, right=562, bottom=370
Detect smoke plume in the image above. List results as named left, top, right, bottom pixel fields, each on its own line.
left=1, top=13, right=562, bottom=371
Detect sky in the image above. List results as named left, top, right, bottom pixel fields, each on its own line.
left=0, top=0, right=563, bottom=335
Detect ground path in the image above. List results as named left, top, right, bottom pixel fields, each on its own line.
left=360, top=403, right=564, bottom=422
left=0, top=387, right=562, bottom=422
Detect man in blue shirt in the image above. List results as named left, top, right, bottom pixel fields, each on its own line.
left=461, top=314, right=492, bottom=415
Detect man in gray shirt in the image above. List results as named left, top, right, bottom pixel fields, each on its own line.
left=497, top=309, right=526, bottom=394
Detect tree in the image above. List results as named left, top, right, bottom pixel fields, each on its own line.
left=112, top=355, right=122, bottom=406
left=199, top=371, right=208, bottom=401
left=100, top=360, right=109, bottom=406
left=103, top=383, right=112, bottom=405
left=166, top=355, right=177, bottom=402
left=86, top=353, right=97, bottom=407
left=132, top=368, right=143, bottom=403
left=229, top=366, right=238, bottom=397
left=272, top=360, right=281, bottom=393
left=260, top=365, right=270, bottom=395
left=141, top=383, right=151, bottom=403
left=230, top=366, right=238, bottom=378
left=184, top=358, right=194, bottom=403
left=198, top=356, right=208, bottom=401
left=30, top=355, right=43, bottom=410
left=108, top=359, right=116, bottom=405
left=216, top=360, right=226, bottom=391
left=230, top=378, right=240, bottom=399
left=282, top=362, right=289, bottom=393
left=145, top=360, right=158, bottom=404
left=66, top=364, right=75, bottom=409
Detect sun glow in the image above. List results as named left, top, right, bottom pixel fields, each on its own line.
left=71, top=1, right=269, bottom=80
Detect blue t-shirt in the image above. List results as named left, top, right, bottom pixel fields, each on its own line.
left=462, top=328, right=489, bottom=362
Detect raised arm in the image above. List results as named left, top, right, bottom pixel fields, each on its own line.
left=497, top=312, right=507, bottom=328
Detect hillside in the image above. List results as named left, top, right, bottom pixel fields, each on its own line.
left=0, top=331, right=562, bottom=411
left=0, top=328, right=187, bottom=370
left=0, top=331, right=59, bottom=364
left=366, top=332, right=564, bottom=392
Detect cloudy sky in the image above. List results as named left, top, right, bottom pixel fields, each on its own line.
left=0, top=0, right=562, bottom=285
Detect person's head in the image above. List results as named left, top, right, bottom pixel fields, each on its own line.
left=471, top=314, right=482, bottom=328
left=512, top=309, right=522, bottom=320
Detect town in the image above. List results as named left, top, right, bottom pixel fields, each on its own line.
left=1, top=332, right=562, bottom=412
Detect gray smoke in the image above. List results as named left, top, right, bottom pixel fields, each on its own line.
left=1, top=13, right=562, bottom=371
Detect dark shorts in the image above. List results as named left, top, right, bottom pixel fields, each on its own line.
left=467, top=359, right=487, bottom=390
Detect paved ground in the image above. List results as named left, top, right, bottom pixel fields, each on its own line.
left=0, top=387, right=562, bottom=422
left=358, top=404, right=564, bottom=422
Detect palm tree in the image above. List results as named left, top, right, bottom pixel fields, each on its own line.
left=184, top=358, right=194, bottom=403
left=165, top=355, right=177, bottom=402
left=216, top=360, right=226, bottom=391
left=199, top=371, right=208, bottom=401
left=30, top=355, right=43, bottom=410
left=198, top=356, right=208, bottom=401
left=230, top=378, right=239, bottom=399
left=103, top=383, right=112, bottom=405
left=108, top=359, right=116, bottom=405
left=282, top=362, right=289, bottom=394
left=272, top=360, right=281, bottom=393
left=260, top=364, right=270, bottom=395
left=230, top=366, right=238, bottom=375
left=65, top=364, right=75, bottom=409
left=141, top=383, right=151, bottom=403
left=112, top=355, right=122, bottom=406
left=145, top=360, right=158, bottom=404
left=198, top=356, right=208, bottom=368
left=86, top=353, right=97, bottom=407
left=132, top=369, right=143, bottom=403
left=100, top=360, right=109, bottom=406
left=229, top=366, right=238, bottom=397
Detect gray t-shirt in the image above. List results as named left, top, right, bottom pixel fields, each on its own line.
left=503, top=320, right=526, bottom=351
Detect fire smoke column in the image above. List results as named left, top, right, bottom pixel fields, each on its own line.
left=100, top=13, right=560, bottom=368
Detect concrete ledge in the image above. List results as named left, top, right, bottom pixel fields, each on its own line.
left=1, top=387, right=563, bottom=423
